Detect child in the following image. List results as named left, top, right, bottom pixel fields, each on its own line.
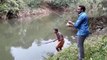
left=54, top=28, right=64, bottom=52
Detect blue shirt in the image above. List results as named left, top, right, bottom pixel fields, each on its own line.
left=74, top=12, right=89, bottom=36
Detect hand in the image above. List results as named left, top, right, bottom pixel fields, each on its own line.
left=53, top=39, right=57, bottom=42
left=66, top=20, right=74, bottom=27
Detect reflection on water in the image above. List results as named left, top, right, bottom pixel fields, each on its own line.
left=11, top=38, right=71, bottom=60
left=0, top=13, right=75, bottom=60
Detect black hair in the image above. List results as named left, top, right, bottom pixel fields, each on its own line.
left=54, top=28, right=58, bottom=32
left=79, top=5, right=86, bottom=12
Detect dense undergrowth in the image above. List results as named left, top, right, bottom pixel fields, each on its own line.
left=0, top=0, right=106, bottom=19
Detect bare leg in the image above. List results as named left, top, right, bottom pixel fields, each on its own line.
left=56, top=41, right=64, bottom=52
left=59, top=47, right=62, bottom=51
left=56, top=47, right=62, bottom=52
left=56, top=47, right=60, bottom=52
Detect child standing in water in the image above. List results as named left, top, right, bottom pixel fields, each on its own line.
left=53, top=28, right=64, bottom=52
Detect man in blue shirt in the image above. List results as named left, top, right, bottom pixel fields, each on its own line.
left=67, top=5, right=89, bottom=60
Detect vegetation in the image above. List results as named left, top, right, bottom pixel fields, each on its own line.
left=26, top=0, right=43, bottom=8
left=0, top=0, right=24, bottom=11
left=0, top=0, right=107, bottom=60
left=47, top=35, right=107, bottom=60
left=0, top=0, right=74, bottom=19
left=0, top=0, right=106, bottom=18
left=0, top=0, right=25, bottom=18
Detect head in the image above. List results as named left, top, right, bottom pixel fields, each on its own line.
left=54, top=28, right=58, bottom=34
left=76, top=5, right=86, bottom=14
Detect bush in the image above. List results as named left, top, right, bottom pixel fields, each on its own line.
left=0, top=3, right=8, bottom=12
left=0, top=0, right=25, bottom=17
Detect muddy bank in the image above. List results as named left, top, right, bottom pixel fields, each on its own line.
left=1, top=8, right=51, bottom=20
left=89, top=15, right=107, bottom=34
left=18, top=8, right=52, bottom=18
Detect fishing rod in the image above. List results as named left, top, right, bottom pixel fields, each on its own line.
left=36, top=39, right=56, bottom=46
left=41, top=39, right=57, bottom=44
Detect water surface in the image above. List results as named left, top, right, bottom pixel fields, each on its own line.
left=0, top=13, right=75, bottom=60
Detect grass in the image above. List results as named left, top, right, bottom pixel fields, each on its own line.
left=47, top=35, right=107, bottom=60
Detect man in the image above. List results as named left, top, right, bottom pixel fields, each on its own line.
left=54, top=28, right=64, bottom=52
left=67, top=5, right=89, bottom=60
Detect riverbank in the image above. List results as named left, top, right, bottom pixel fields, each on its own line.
left=18, top=7, right=53, bottom=18
left=47, top=34, right=107, bottom=60
left=0, top=0, right=69, bottom=20
left=0, top=7, right=52, bottom=20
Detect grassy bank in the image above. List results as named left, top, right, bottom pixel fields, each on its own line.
left=47, top=35, right=107, bottom=60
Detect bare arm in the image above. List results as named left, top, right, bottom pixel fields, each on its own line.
left=66, top=20, right=74, bottom=27
left=54, top=32, right=64, bottom=42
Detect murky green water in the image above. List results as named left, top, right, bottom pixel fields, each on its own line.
left=0, top=13, right=75, bottom=60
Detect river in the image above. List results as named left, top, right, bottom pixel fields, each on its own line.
left=0, top=13, right=76, bottom=60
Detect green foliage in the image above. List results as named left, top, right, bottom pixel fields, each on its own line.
left=7, top=0, right=18, bottom=7
left=0, top=0, right=7, bottom=3
left=0, top=0, right=106, bottom=18
left=47, top=0, right=74, bottom=8
left=0, top=3, right=8, bottom=12
left=19, top=0, right=72, bottom=10
left=85, top=35, right=107, bottom=60
left=6, top=0, right=25, bottom=9
left=51, top=0, right=68, bottom=6
left=47, top=35, right=107, bottom=60
left=27, top=0, right=42, bottom=8
left=0, top=0, right=25, bottom=15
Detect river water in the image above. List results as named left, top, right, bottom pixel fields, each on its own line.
left=0, top=13, right=76, bottom=60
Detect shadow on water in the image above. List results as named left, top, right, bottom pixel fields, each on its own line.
left=0, top=13, right=76, bottom=60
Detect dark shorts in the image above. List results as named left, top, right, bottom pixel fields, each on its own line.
left=56, top=40, right=64, bottom=48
